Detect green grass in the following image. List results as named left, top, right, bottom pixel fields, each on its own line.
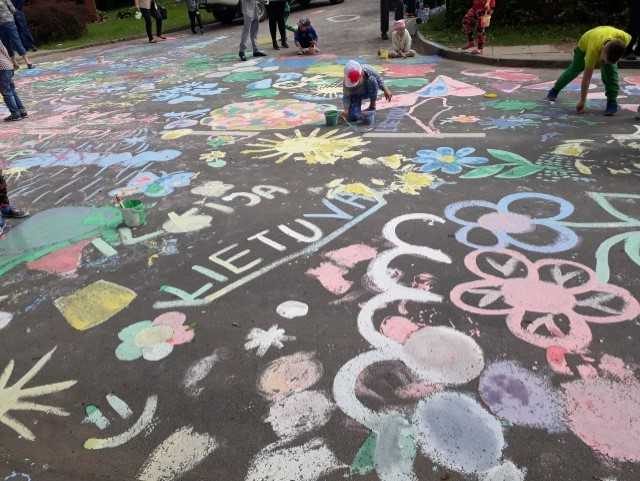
left=40, top=2, right=216, bottom=51
left=419, top=12, right=593, bottom=47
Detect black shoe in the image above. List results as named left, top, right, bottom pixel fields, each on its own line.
left=2, top=207, right=29, bottom=218
left=281, top=40, right=289, bottom=48
left=253, top=50, right=267, bottom=57
left=191, top=29, right=197, bottom=34
left=273, top=41, right=280, bottom=50
left=381, top=32, right=389, bottom=40
left=31, top=47, right=38, bottom=52
left=3, top=114, right=21, bottom=122
left=20, top=111, right=27, bottom=118
left=239, top=51, right=247, bottom=61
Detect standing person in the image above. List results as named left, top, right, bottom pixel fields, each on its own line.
left=342, top=60, right=392, bottom=122
left=10, top=0, right=36, bottom=52
left=239, top=0, right=266, bottom=61
left=186, top=0, right=203, bottom=34
left=625, top=0, right=640, bottom=59
left=405, top=0, right=416, bottom=18
left=266, top=0, right=288, bottom=50
left=0, top=39, right=26, bottom=121
left=380, top=0, right=403, bottom=40
left=547, top=26, right=630, bottom=116
left=462, top=0, right=495, bottom=55
left=389, top=19, right=415, bottom=57
left=134, top=0, right=166, bottom=43
left=0, top=0, right=32, bottom=69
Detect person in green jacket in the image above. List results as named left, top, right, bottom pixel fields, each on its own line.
left=547, top=26, right=630, bottom=116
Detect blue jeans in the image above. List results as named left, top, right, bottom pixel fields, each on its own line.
left=0, top=21, right=26, bottom=57
left=14, top=11, right=35, bottom=51
left=0, top=70, right=25, bottom=116
left=344, top=77, right=379, bottom=121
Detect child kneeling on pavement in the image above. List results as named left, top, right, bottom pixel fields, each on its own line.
left=547, top=26, right=630, bottom=116
left=342, top=60, right=392, bottom=122
left=294, top=17, right=319, bottom=55
left=389, top=20, right=415, bottom=58
left=0, top=40, right=27, bottom=122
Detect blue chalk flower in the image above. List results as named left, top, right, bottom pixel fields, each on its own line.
left=412, top=147, right=488, bottom=174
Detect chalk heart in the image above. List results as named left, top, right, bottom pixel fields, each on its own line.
left=401, top=326, right=484, bottom=385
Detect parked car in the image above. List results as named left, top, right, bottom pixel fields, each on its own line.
left=199, top=0, right=344, bottom=25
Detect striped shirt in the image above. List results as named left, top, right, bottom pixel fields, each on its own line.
left=0, top=42, right=13, bottom=71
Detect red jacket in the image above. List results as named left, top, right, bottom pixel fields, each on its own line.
left=472, top=0, right=495, bottom=10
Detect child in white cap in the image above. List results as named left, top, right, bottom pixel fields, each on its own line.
left=342, top=60, right=392, bottom=122
left=390, top=20, right=415, bottom=58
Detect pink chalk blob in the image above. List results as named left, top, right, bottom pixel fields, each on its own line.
left=564, top=377, right=640, bottom=462
left=306, top=262, right=351, bottom=295
left=380, top=316, right=419, bottom=343
left=324, top=244, right=377, bottom=269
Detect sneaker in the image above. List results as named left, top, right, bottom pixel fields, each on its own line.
left=273, top=42, right=280, bottom=50
left=3, top=114, right=21, bottom=122
left=1, top=206, right=29, bottom=218
left=605, top=100, right=618, bottom=116
left=20, top=111, right=27, bottom=118
left=253, top=50, right=267, bottom=57
left=546, top=88, right=559, bottom=102
left=281, top=40, right=289, bottom=48
left=27, top=63, right=35, bottom=69
left=381, top=32, right=389, bottom=40
left=239, top=51, right=247, bottom=61
left=158, top=35, right=167, bottom=40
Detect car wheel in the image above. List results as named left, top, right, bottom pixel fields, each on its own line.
left=212, top=5, right=237, bottom=24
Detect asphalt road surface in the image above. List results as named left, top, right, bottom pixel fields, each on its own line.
left=1, top=1, right=640, bottom=481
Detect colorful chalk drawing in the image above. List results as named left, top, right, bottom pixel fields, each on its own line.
left=560, top=192, right=640, bottom=282
left=332, top=214, right=525, bottom=480
left=200, top=99, right=332, bottom=131
left=116, top=311, right=194, bottom=361
left=242, top=129, right=369, bottom=165
left=83, top=393, right=158, bottom=450
left=450, top=249, right=640, bottom=355
left=0, top=347, right=76, bottom=441
left=247, top=352, right=344, bottom=481
left=444, top=192, right=579, bottom=253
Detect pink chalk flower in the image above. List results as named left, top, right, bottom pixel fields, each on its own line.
left=450, top=249, right=640, bottom=354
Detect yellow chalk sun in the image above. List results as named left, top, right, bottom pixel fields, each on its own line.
left=242, top=128, right=369, bottom=165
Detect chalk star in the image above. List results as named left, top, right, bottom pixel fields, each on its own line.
left=244, top=325, right=296, bottom=357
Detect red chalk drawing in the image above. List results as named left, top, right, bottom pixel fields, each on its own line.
left=26, top=239, right=91, bottom=277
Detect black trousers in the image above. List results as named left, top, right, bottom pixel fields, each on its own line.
left=189, top=10, right=203, bottom=32
left=140, top=5, right=162, bottom=41
left=628, top=1, right=640, bottom=54
left=266, top=1, right=287, bottom=43
left=381, top=0, right=404, bottom=35
left=405, top=0, right=416, bottom=15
